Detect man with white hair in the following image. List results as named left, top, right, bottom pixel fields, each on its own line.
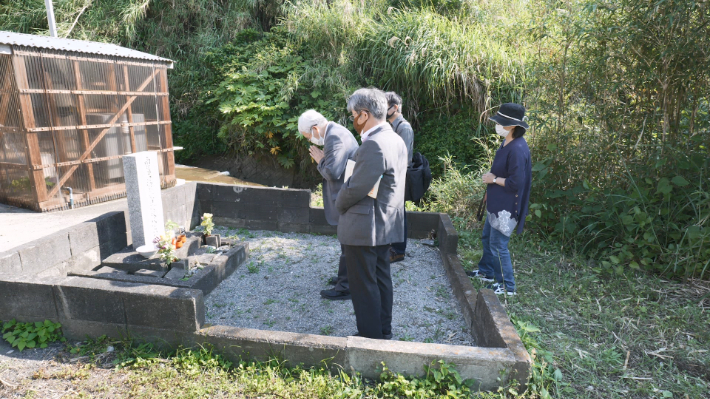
left=335, top=88, right=408, bottom=339
left=298, top=109, right=359, bottom=300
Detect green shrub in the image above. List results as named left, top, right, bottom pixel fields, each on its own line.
left=2, top=319, right=66, bottom=351
left=376, top=360, right=474, bottom=398
left=207, top=28, right=353, bottom=170
left=415, top=113, right=495, bottom=175
left=525, top=0, right=710, bottom=278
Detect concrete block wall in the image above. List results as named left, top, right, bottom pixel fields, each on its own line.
left=436, top=213, right=532, bottom=389
left=197, top=183, right=313, bottom=233
left=0, top=211, right=127, bottom=278
left=197, top=183, right=440, bottom=239
left=0, top=275, right=204, bottom=340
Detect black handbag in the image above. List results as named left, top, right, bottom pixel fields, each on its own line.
left=404, top=152, right=432, bottom=202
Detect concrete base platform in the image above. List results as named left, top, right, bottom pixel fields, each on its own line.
left=72, top=242, right=247, bottom=296
left=0, top=182, right=531, bottom=392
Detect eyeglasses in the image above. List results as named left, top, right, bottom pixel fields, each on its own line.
left=348, top=110, right=369, bottom=121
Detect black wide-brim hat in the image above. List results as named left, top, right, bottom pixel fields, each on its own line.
left=489, top=103, right=529, bottom=130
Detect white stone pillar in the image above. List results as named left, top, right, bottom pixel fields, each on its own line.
left=123, top=152, right=164, bottom=249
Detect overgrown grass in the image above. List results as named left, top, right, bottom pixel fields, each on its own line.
left=457, top=229, right=710, bottom=398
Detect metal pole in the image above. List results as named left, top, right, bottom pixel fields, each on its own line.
left=44, top=0, right=58, bottom=37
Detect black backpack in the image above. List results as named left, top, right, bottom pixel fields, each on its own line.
left=404, top=152, right=432, bottom=202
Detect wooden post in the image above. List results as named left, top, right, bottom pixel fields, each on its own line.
left=0, top=61, right=14, bottom=126
left=12, top=56, right=47, bottom=203
left=42, top=58, right=69, bottom=168
left=122, top=65, right=137, bottom=153
left=107, top=62, right=118, bottom=112
left=158, top=67, right=175, bottom=182
left=73, top=60, right=95, bottom=191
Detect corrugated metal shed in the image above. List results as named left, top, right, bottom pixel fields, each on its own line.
left=0, top=31, right=176, bottom=212
left=0, top=31, right=173, bottom=68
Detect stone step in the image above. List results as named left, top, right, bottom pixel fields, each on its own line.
left=134, top=269, right=167, bottom=278
left=96, top=266, right=128, bottom=275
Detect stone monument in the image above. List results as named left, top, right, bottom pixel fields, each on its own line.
left=123, top=152, right=164, bottom=249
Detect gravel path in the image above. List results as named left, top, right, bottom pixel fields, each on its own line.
left=204, top=227, right=475, bottom=346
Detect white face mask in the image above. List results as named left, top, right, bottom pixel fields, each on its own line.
left=495, top=124, right=510, bottom=138
left=309, top=128, right=325, bottom=146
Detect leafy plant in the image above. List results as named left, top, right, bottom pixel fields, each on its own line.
left=510, top=316, right=564, bottom=398
left=377, top=360, right=474, bottom=398
left=154, top=233, right=178, bottom=265
left=200, top=213, right=215, bottom=236
left=2, top=319, right=66, bottom=351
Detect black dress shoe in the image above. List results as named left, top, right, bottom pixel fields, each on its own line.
left=320, top=289, right=351, bottom=300
left=328, top=276, right=339, bottom=285
left=389, top=253, right=405, bottom=263
left=389, top=248, right=405, bottom=263
left=352, top=332, right=393, bottom=340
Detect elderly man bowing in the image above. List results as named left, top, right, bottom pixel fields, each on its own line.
left=299, top=110, right=359, bottom=300
left=336, top=88, right=408, bottom=339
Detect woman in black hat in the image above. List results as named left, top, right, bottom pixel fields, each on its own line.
left=467, top=103, right=532, bottom=296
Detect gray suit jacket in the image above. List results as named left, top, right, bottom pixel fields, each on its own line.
left=392, top=115, right=414, bottom=166
left=317, top=122, right=359, bottom=225
left=335, top=124, right=408, bottom=246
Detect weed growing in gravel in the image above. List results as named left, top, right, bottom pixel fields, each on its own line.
left=434, top=285, right=448, bottom=299
left=237, top=228, right=255, bottom=238
left=264, top=320, right=276, bottom=327
left=320, top=326, right=333, bottom=336
left=263, top=299, right=277, bottom=305
left=247, top=261, right=259, bottom=274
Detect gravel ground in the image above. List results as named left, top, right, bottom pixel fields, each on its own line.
left=204, top=227, right=475, bottom=346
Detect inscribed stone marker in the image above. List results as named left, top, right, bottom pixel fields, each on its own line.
left=123, top=152, right=164, bottom=249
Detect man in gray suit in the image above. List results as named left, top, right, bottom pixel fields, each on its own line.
left=336, top=88, right=408, bottom=339
left=385, top=92, right=414, bottom=263
left=299, top=110, right=359, bottom=300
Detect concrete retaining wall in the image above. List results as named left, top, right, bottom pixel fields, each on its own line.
left=0, top=183, right=199, bottom=278
left=196, top=182, right=440, bottom=239
left=0, top=275, right=204, bottom=340
left=436, top=213, right=532, bottom=389
left=0, top=182, right=532, bottom=391
left=0, top=211, right=127, bottom=278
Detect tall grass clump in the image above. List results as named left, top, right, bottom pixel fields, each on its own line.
left=281, top=1, right=528, bottom=171
left=362, top=8, right=527, bottom=115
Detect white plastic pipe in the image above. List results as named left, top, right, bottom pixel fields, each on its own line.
left=44, top=0, right=58, bottom=37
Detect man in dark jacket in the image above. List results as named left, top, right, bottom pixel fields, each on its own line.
left=336, top=88, right=408, bottom=339
left=385, top=92, right=413, bottom=263
left=299, top=110, right=359, bottom=300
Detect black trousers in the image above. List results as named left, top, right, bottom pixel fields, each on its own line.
left=390, top=209, right=408, bottom=255
left=343, top=244, right=393, bottom=339
left=334, top=244, right=349, bottom=293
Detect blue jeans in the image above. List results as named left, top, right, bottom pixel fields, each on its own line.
left=478, top=218, right=516, bottom=292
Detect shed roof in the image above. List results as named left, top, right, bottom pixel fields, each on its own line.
left=0, top=31, right=173, bottom=68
